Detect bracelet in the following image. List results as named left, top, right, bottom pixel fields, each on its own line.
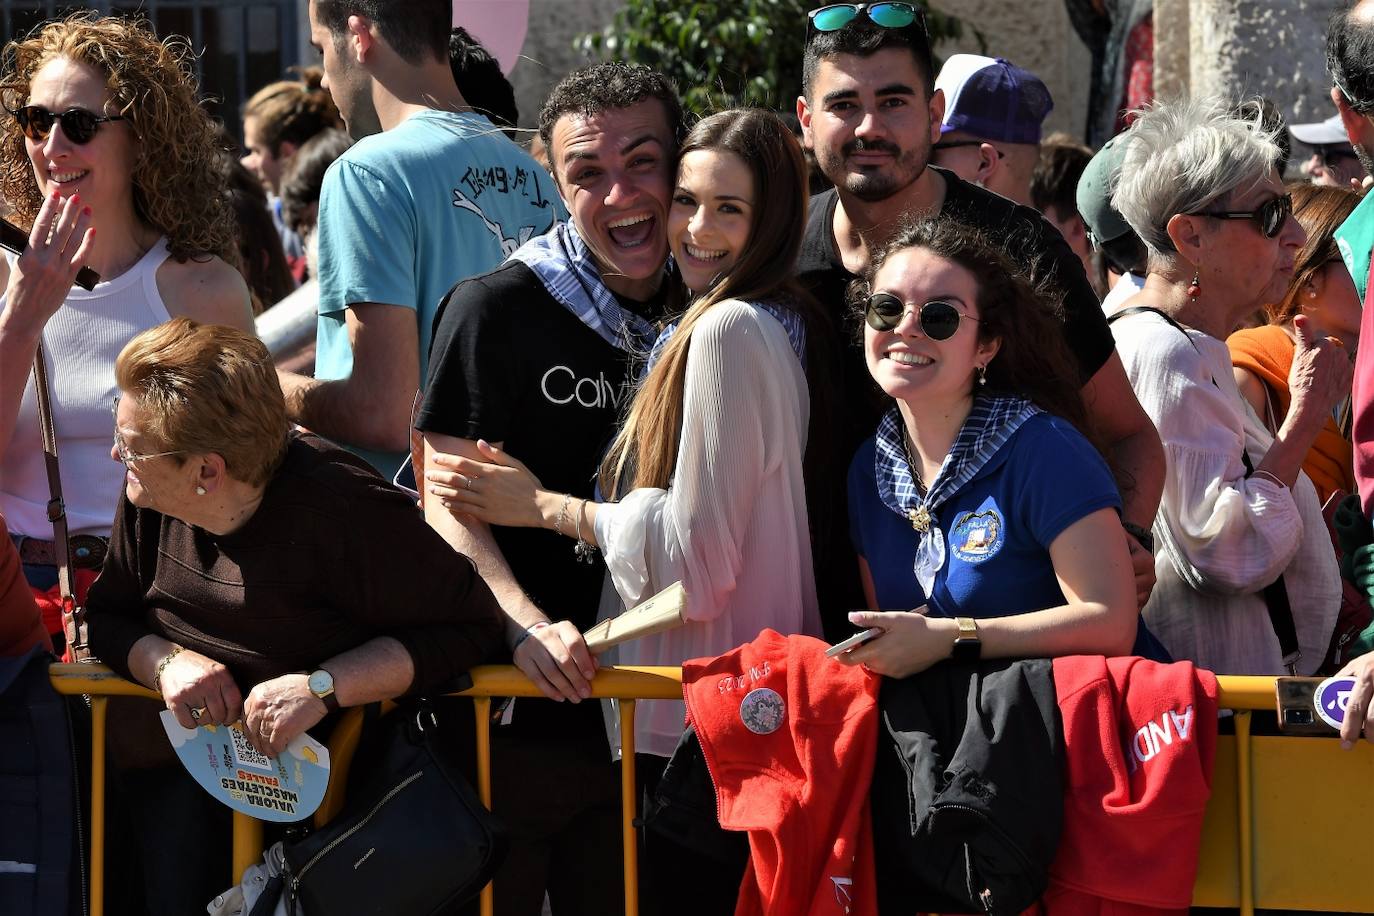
left=573, top=498, right=598, bottom=564
left=554, top=493, right=574, bottom=537
left=152, top=645, right=183, bottom=694
left=1250, top=469, right=1288, bottom=489
left=512, top=621, right=551, bottom=654
left=1121, top=521, right=1155, bottom=554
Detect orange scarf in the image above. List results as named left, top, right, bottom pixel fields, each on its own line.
left=1227, top=324, right=1354, bottom=504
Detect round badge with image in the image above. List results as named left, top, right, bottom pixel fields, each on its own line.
left=740, top=687, right=785, bottom=735
left=1314, top=675, right=1358, bottom=730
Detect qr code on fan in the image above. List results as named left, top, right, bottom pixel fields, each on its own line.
left=230, top=724, right=273, bottom=771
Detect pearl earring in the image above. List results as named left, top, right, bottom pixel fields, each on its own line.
left=195, top=486, right=207, bottom=496
left=977, top=364, right=988, bottom=386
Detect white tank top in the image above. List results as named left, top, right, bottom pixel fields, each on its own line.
left=1, top=238, right=173, bottom=537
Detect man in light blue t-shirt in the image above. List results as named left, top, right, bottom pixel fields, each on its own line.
left=279, top=0, right=564, bottom=474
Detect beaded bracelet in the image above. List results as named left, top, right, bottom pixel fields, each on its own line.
left=152, top=645, right=184, bottom=694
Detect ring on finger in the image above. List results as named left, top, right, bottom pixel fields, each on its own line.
left=464, top=475, right=474, bottom=491
left=189, top=705, right=206, bottom=722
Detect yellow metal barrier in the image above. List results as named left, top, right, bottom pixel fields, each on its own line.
left=49, top=665, right=1374, bottom=916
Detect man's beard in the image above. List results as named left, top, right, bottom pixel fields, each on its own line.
left=818, top=137, right=926, bottom=203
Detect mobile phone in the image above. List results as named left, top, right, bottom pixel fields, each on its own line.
left=1275, top=676, right=1356, bottom=735
left=825, top=627, right=884, bottom=658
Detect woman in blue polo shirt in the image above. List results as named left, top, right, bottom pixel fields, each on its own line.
left=836, top=220, right=1140, bottom=677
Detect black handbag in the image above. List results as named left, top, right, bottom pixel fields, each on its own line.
left=282, top=699, right=506, bottom=915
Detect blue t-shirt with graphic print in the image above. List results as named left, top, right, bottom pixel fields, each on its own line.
left=847, top=412, right=1120, bottom=617
left=314, top=109, right=565, bottom=473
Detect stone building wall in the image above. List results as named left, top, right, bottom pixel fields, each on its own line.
left=1157, top=0, right=1341, bottom=130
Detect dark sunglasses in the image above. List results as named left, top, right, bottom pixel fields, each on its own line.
left=7, top=105, right=126, bottom=145
left=1311, top=144, right=1359, bottom=167
left=1194, top=193, right=1292, bottom=239
left=865, top=293, right=978, bottom=339
left=807, top=2, right=923, bottom=33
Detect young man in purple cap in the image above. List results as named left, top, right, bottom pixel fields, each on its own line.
left=929, top=54, right=1053, bottom=206
left=795, top=4, right=1164, bottom=621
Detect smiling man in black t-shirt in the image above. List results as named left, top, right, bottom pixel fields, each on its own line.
left=794, top=9, right=1165, bottom=624
left=418, top=63, right=680, bottom=916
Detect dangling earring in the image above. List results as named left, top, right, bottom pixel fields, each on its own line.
left=977, top=364, right=988, bottom=386
left=1187, top=268, right=1202, bottom=300
left=195, top=486, right=207, bottom=496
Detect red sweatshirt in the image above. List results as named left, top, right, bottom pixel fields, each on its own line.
left=1044, top=655, right=1218, bottom=915
left=683, top=630, right=880, bottom=916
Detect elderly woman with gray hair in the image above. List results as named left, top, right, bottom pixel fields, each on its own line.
left=1108, top=96, right=1346, bottom=675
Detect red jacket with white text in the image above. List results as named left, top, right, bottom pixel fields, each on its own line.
left=683, top=629, right=880, bottom=916
left=1043, top=655, right=1218, bottom=915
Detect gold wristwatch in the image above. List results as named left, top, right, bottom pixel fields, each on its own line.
left=951, top=617, right=981, bottom=662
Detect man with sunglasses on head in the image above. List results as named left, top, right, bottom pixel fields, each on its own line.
left=796, top=2, right=1165, bottom=625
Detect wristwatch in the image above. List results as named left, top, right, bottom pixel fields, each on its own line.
left=951, top=617, right=982, bottom=662
left=307, top=668, right=340, bottom=713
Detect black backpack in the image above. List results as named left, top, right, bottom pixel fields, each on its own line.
left=0, top=645, right=86, bottom=916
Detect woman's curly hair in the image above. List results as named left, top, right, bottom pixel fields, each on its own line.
left=0, top=12, right=236, bottom=264
left=848, top=218, right=1114, bottom=468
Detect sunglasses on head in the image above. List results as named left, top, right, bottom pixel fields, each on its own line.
left=865, top=292, right=978, bottom=339
left=1194, top=193, right=1292, bottom=239
left=807, top=2, right=923, bottom=34
left=7, top=105, right=126, bottom=145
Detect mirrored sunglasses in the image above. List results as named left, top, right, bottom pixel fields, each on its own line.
left=808, top=2, right=921, bottom=33
left=7, top=105, right=126, bottom=145
left=865, top=293, right=978, bottom=339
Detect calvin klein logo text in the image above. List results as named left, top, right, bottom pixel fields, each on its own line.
left=541, top=366, right=623, bottom=409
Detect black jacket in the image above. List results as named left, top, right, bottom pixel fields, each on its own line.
left=871, top=658, right=1063, bottom=915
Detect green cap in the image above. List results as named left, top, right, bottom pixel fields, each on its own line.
left=1076, top=134, right=1135, bottom=246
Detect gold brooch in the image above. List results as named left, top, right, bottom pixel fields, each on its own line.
left=907, top=505, right=932, bottom=532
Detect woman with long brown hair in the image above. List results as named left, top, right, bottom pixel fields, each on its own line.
left=1228, top=182, right=1362, bottom=503
left=427, top=108, right=827, bottom=754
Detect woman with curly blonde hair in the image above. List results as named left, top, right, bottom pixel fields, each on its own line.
left=0, top=12, right=252, bottom=654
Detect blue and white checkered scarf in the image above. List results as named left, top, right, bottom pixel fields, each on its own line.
left=644, top=299, right=808, bottom=376
left=875, top=395, right=1041, bottom=595
left=509, top=222, right=659, bottom=355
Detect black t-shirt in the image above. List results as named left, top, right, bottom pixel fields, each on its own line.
left=797, top=167, right=1115, bottom=381
left=419, top=260, right=653, bottom=738
left=795, top=167, right=1118, bottom=639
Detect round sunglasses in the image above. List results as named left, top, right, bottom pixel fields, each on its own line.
left=865, top=293, right=979, bottom=339
left=7, top=105, right=127, bottom=145
left=808, top=2, right=921, bottom=32
left=1194, top=193, right=1292, bottom=239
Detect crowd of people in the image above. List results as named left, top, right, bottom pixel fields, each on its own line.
left=5, top=1, right=1374, bottom=914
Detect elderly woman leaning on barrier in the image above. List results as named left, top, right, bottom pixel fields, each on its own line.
left=835, top=219, right=1139, bottom=676
left=1108, top=96, right=1346, bottom=676
left=84, top=318, right=504, bottom=915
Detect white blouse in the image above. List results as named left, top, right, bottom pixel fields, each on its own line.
left=1112, top=310, right=1339, bottom=675
left=593, top=300, right=822, bottom=757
